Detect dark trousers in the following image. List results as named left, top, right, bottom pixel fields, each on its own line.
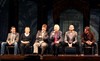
left=20, top=43, right=30, bottom=55
left=51, top=43, right=60, bottom=56
left=81, top=43, right=98, bottom=54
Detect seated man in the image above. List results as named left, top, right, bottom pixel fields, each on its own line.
left=81, top=26, right=98, bottom=56
left=20, top=27, right=32, bottom=55
left=1, top=26, right=19, bottom=55
left=50, top=24, right=62, bottom=56
left=33, top=24, right=48, bottom=57
left=64, top=25, right=79, bottom=54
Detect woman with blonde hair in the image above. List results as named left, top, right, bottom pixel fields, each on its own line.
left=50, top=24, right=62, bottom=56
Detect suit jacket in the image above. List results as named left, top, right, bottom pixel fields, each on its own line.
left=64, top=31, right=78, bottom=43
left=81, top=33, right=95, bottom=43
left=6, top=33, right=19, bottom=42
left=35, top=30, right=48, bottom=42
left=50, top=31, right=62, bottom=42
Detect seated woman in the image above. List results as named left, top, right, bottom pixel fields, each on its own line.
left=81, top=26, right=98, bottom=56
left=50, top=24, right=62, bottom=56
left=20, top=27, right=32, bottom=55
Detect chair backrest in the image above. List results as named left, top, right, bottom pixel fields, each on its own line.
left=84, top=46, right=94, bottom=48
left=6, top=45, right=14, bottom=48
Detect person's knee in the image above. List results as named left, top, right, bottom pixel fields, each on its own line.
left=94, top=43, right=98, bottom=45
left=33, top=43, right=39, bottom=47
left=1, top=42, right=4, bottom=45
left=1, top=42, right=6, bottom=45
left=15, top=42, right=18, bottom=45
left=41, top=43, right=47, bottom=48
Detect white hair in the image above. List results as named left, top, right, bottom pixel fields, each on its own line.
left=54, top=24, right=60, bottom=31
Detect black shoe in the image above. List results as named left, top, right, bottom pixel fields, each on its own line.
left=53, top=53, right=58, bottom=56
left=53, top=53, right=55, bottom=56
left=33, top=53, right=38, bottom=55
left=55, top=54, right=58, bottom=56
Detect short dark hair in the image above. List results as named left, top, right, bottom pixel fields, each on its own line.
left=42, top=24, right=47, bottom=28
left=85, top=26, right=90, bottom=31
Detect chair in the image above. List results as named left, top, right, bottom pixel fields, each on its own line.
left=28, top=46, right=33, bottom=54
left=6, top=45, right=19, bottom=54
left=84, top=46, right=94, bottom=55
left=65, top=47, right=77, bottom=54
left=6, top=45, right=14, bottom=54
left=20, top=45, right=33, bottom=54
left=82, top=42, right=98, bottom=55
left=38, top=46, right=49, bottom=55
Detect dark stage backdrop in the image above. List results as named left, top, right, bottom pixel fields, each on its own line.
left=47, top=10, right=54, bottom=44
left=90, top=9, right=100, bottom=42
left=0, top=0, right=100, bottom=54
left=47, top=10, right=54, bottom=35
left=0, top=0, right=9, bottom=42
left=18, top=0, right=37, bottom=44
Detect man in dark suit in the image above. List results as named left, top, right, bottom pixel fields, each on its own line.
left=33, top=24, right=48, bottom=57
left=50, top=24, right=62, bottom=56
left=1, top=26, right=19, bottom=55
left=81, top=26, right=98, bottom=56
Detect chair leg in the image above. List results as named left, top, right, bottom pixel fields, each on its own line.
left=17, top=48, right=19, bottom=54
left=92, top=47, right=94, bottom=55
left=6, top=46, right=9, bottom=54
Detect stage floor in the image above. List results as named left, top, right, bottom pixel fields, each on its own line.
left=0, top=54, right=100, bottom=61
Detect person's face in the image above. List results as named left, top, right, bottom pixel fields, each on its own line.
left=54, top=26, right=59, bottom=32
left=11, top=28, right=16, bottom=33
left=42, top=27, right=46, bottom=31
left=84, top=29, right=89, bottom=34
left=69, top=25, right=74, bottom=31
left=25, top=28, right=30, bottom=34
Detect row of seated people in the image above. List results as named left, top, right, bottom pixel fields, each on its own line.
left=0, top=24, right=98, bottom=57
